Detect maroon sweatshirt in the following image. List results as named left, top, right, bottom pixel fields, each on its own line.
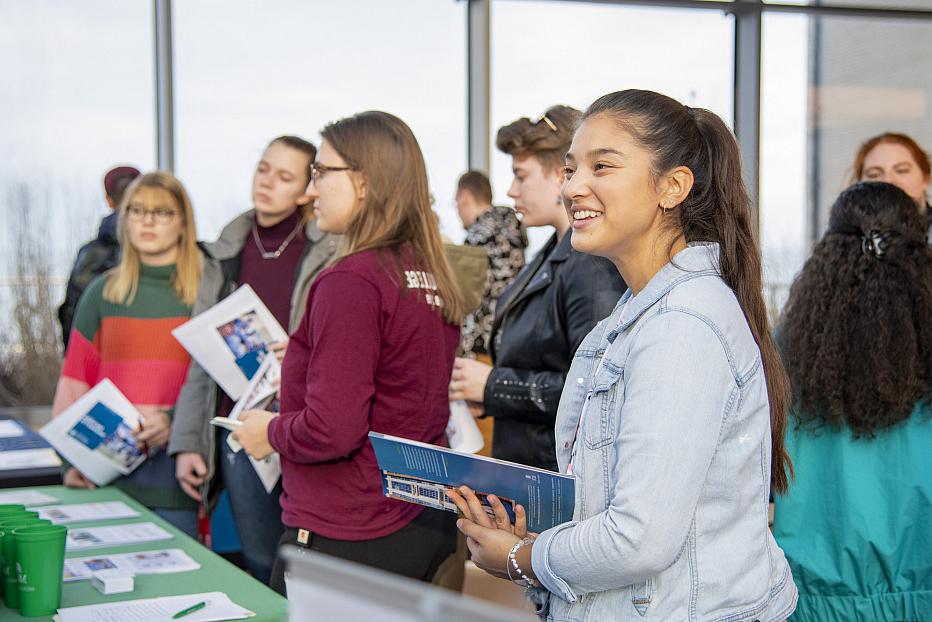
left=268, top=247, right=459, bottom=540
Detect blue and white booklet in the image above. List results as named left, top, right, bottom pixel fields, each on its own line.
left=368, top=432, right=574, bottom=533
left=39, top=379, right=145, bottom=485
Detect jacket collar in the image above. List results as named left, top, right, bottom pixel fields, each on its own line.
left=609, top=242, right=721, bottom=340
left=202, top=209, right=325, bottom=260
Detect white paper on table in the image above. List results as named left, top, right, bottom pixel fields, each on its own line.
left=172, top=285, right=287, bottom=401
left=32, top=501, right=140, bottom=524
left=63, top=548, right=200, bottom=582
left=0, top=419, right=25, bottom=438
left=38, top=379, right=145, bottom=486
left=0, top=448, right=62, bottom=469
left=446, top=400, right=484, bottom=454
left=0, top=490, right=59, bottom=506
left=55, top=591, right=254, bottom=622
left=66, top=521, right=173, bottom=552
left=223, top=356, right=282, bottom=494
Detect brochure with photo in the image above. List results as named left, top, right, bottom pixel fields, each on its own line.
left=172, top=285, right=287, bottom=400
left=39, top=379, right=145, bottom=486
left=63, top=548, right=200, bottom=582
left=66, top=522, right=173, bottom=552
left=221, top=356, right=281, bottom=494
left=369, top=432, right=575, bottom=533
left=32, top=501, right=140, bottom=524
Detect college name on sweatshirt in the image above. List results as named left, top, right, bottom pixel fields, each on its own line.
left=404, top=270, right=443, bottom=309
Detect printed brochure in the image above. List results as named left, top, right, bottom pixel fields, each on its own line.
left=172, top=285, right=287, bottom=400
left=39, top=379, right=145, bottom=486
left=63, top=548, right=200, bottom=582
left=369, top=432, right=574, bottom=533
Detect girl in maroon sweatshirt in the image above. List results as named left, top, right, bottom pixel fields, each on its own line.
left=234, top=111, right=464, bottom=594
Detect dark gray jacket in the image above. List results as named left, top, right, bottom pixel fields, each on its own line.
left=168, top=210, right=338, bottom=505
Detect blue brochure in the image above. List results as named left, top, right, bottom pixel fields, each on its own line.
left=368, top=432, right=575, bottom=533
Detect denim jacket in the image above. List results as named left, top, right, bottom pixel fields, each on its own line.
left=530, top=243, right=797, bottom=622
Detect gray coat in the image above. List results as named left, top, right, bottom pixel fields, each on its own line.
left=168, top=210, right=338, bottom=506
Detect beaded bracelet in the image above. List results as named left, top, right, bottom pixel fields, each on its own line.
left=508, top=537, right=539, bottom=588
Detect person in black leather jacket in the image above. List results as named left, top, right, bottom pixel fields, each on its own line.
left=449, top=106, right=626, bottom=471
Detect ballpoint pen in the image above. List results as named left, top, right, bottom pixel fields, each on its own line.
left=172, top=600, right=207, bottom=619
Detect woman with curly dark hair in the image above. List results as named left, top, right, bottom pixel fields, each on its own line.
left=774, top=181, right=932, bottom=621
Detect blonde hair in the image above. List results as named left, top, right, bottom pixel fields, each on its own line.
left=104, top=171, right=202, bottom=306
left=321, top=111, right=463, bottom=325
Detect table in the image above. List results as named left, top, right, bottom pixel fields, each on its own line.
left=1, top=485, right=287, bottom=621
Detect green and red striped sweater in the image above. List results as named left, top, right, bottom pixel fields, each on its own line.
left=59, top=263, right=195, bottom=510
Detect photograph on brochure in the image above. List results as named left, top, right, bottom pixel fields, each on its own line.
left=66, top=522, right=174, bottom=552
left=63, top=548, right=201, bottom=582
left=172, top=284, right=287, bottom=400
left=39, top=379, right=145, bottom=486
left=221, top=355, right=282, bottom=494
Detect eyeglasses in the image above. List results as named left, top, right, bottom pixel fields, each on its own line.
left=126, top=205, right=179, bottom=224
left=309, top=162, right=356, bottom=181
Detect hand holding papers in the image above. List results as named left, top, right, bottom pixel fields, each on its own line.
left=39, top=380, right=145, bottom=486
left=172, top=285, right=287, bottom=400
left=211, top=356, right=282, bottom=493
left=369, top=432, right=575, bottom=533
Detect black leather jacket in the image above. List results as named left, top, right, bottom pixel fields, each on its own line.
left=484, top=232, right=627, bottom=470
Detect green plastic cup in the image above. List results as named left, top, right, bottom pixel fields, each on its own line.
left=0, top=518, right=50, bottom=609
left=13, top=525, right=68, bottom=617
left=0, top=512, right=36, bottom=599
left=0, top=505, right=26, bottom=518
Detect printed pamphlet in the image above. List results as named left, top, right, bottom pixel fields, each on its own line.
left=56, top=592, right=254, bottom=622
left=32, top=501, right=140, bottom=524
left=172, top=285, right=287, bottom=400
left=66, top=521, right=173, bottom=552
left=39, top=379, right=145, bottom=486
left=446, top=400, right=484, bottom=454
left=369, top=432, right=575, bottom=533
left=63, top=548, right=200, bottom=582
left=215, top=356, right=282, bottom=493
left=0, top=490, right=58, bottom=506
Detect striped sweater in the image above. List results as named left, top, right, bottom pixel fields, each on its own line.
left=59, top=263, right=195, bottom=510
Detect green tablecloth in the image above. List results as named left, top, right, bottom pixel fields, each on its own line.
left=1, top=485, right=287, bottom=621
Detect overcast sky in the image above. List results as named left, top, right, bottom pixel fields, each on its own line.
left=0, top=0, right=809, bottom=295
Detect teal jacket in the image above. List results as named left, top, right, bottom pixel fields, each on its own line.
left=773, top=401, right=932, bottom=621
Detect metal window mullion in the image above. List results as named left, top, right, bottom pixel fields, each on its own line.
left=467, top=0, right=491, bottom=174
left=733, top=0, right=763, bottom=235
left=154, top=0, right=174, bottom=172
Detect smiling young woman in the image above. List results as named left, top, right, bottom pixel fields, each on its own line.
left=451, top=90, right=797, bottom=622
left=448, top=105, right=627, bottom=472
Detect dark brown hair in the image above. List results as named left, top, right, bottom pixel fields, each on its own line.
left=268, top=135, right=317, bottom=221
left=780, top=182, right=932, bottom=436
left=456, top=170, right=493, bottom=205
left=583, top=89, right=793, bottom=493
left=321, top=111, right=463, bottom=325
left=851, top=132, right=931, bottom=184
left=270, top=135, right=317, bottom=186
left=495, top=105, right=580, bottom=174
